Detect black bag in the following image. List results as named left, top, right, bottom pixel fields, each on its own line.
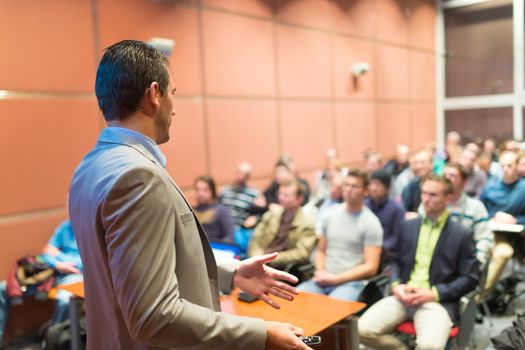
left=43, top=317, right=86, bottom=350
left=487, top=276, right=520, bottom=315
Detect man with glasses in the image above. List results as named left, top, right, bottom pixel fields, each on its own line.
left=359, top=175, right=478, bottom=349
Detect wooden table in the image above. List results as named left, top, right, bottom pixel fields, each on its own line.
left=59, top=282, right=366, bottom=349
left=58, top=281, right=84, bottom=298
left=221, top=289, right=365, bottom=349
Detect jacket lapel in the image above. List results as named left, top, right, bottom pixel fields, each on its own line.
left=406, top=218, right=421, bottom=279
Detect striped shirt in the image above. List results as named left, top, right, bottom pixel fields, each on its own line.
left=448, top=193, right=494, bottom=264
left=219, top=184, right=260, bottom=226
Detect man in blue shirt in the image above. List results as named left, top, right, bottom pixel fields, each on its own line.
left=0, top=218, right=82, bottom=348
left=480, top=150, right=525, bottom=294
left=40, top=219, right=84, bottom=324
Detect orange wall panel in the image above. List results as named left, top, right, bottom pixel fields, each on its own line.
left=275, top=0, right=332, bottom=30
left=277, top=25, right=332, bottom=98
left=410, top=51, right=436, bottom=101
left=0, top=99, right=100, bottom=215
left=411, top=103, right=436, bottom=149
left=376, top=44, right=410, bottom=101
left=335, top=102, right=376, bottom=163
left=160, top=98, right=207, bottom=188
left=206, top=99, right=279, bottom=183
left=376, top=103, right=411, bottom=156
left=375, top=0, right=409, bottom=45
left=409, top=0, right=436, bottom=50
left=280, top=101, right=334, bottom=170
left=203, top=0, right=274, bottom=18
left=330, top=0, right=374, bottom=38
left=202, top=11, right=276, bottom=96
left=0, top=0, right=95, bottom=92
left=98, top=0, right=202, bottom=96
left=0, top=212, right=68, bottom=279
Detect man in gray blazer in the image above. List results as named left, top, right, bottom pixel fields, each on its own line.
left=69, top=40, right=310, bottom=350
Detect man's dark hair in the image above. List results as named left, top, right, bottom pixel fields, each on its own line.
left=194, top=175, right=218, bottom=200
left=95, top=40, right=170, bottom=121
left=422, top=174, right=453, bottom=195
left=347, top=168, right=370, bottom=188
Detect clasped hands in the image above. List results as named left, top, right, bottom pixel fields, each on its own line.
left=393, top=284, right=436, bottom=307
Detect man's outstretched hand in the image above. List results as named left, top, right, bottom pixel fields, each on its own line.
left=233, top=252, right=299, bottom=309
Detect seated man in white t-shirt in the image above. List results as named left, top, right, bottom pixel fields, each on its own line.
left=298, top=169, right=383, bottom=301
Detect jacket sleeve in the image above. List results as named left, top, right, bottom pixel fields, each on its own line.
left=434, top=228, right=479, bottom=302
left=101, top=167, right=266, bottom=349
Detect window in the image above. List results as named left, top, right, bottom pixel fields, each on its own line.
left=444, top=1, right=513, bottom=97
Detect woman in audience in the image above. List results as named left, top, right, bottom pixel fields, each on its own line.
left=193, top=175, right=235, bottom=243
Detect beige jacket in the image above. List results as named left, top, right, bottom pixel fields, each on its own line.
left=69, top=129, right=266, bottom=349
left=248, top=206, right=316, bottom=267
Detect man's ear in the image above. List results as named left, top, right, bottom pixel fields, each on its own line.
left=146, top=81, right=161, bottom=108
left=140, top=82, right=161, bottom=117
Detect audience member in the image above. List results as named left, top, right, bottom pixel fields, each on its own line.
left=219, top=162, right=260, bottom=227
left=365, top=169, right=405, bottom=261
left=517, top=152, right=525, bottom=178
left=383, top=144, right=410, bottom=180
left=484, top=138, right=502, bottom=179
left=0, top=218, right=83, bottom=348
left=442, top=163, right=494, bottom=264
left=480, top=150, right=525, bottom=294
left=459, top=148, right=487, bottom=198
left=359, top=175, right=479, bottom=349
left=483, top=138, right=497, bottom=160
left=390, top=154, right=415, bottom=202
left=298, top=169, right=383, bottom=301
left=436, top=131, right=462, bottom=164
left=401, top=149, right=434, bottom=214
left=194, top=175, right=235, bottom=243
left=314, top=157, right=345, bottom=202
left=248, top=179, right=316, bottom=269
left=364, top=150, right=383, bottom=176
left=308, top=174, right=344, bottom=235
left=263, top=156, right=311, bottom=206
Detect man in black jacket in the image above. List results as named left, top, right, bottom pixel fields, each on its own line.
left=359, top=175, right=479, bottom=350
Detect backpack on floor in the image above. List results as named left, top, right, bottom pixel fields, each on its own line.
left=42, top=317, right=86, bottom=350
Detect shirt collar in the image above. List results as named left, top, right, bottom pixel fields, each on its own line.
left=98, top=127, right=167, bottom=167
left=422, top=210, right=448, bottom=228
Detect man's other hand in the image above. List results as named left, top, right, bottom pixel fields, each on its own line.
left=265, top=321, right=312, bottom=350
left=234, top=252, right=299, bottom=309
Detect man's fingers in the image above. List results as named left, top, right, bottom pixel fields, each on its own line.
left=268, top=287, right=294, bottom=301
left=290, top=325, right=304, bottom=336
left=272, top=280, right=299, bottom=295
left=271, top=269, right=299, bottom=285
left=248, top=252, right=279, bottom=266
left=260, top=293, right=281, bottom=309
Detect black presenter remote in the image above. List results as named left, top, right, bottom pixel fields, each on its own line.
left=299, top=335, right=321, bottom=346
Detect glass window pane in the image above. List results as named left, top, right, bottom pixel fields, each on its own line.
left=445, top=1, right=513, bottom=97
left=445, top=107, right=513, bottom=142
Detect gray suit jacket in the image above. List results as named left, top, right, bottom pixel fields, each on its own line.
left=69, top=128, right=266, bottom=349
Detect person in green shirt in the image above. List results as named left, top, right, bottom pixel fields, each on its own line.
left=358, top=175, right=479, bottom=350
